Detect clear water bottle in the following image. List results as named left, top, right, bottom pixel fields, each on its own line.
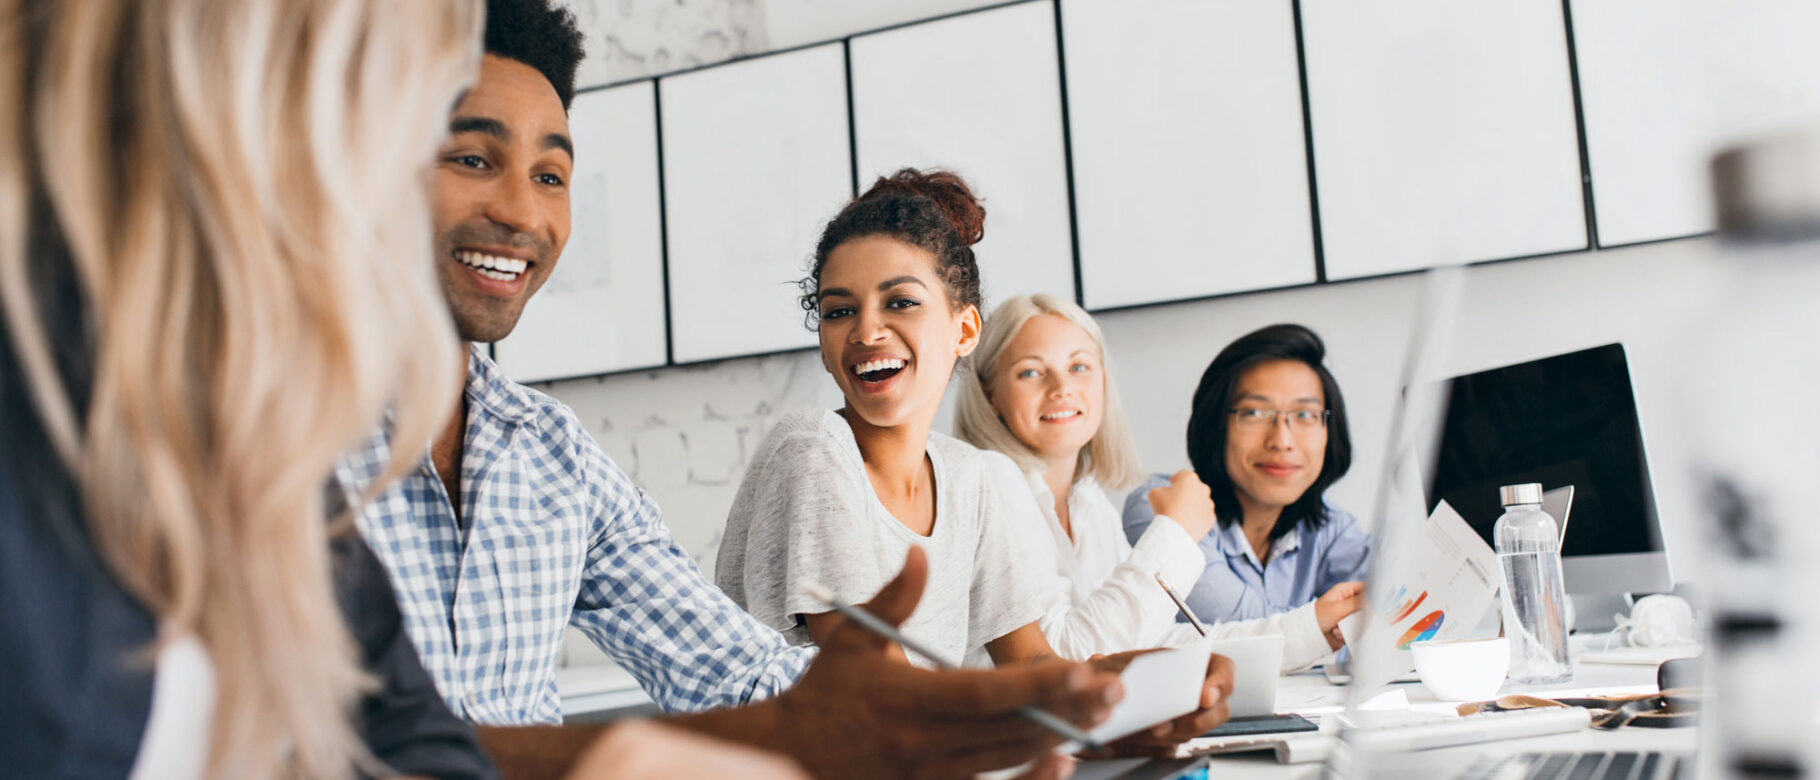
left=1494, top=483, right=1573, bottom=684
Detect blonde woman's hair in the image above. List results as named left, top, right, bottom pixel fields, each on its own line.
left=0, top=0, right=480, bottom=776
left=954, top=294, right=1144, bottom=492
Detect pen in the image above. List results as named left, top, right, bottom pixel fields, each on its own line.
left=1155, top=573, right=1208, bottom=638
left=799, top=580, right=1102, bottom=751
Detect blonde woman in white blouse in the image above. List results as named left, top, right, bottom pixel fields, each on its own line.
left=955, top=295, right=1363, bottom=672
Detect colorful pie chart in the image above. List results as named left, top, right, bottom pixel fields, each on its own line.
left=1396, top=611, right=1445, bottom=649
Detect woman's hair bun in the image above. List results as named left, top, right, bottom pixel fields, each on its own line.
left=801, top=167, right=987, bottom=327
left=860, top=168, right=986, bottom=246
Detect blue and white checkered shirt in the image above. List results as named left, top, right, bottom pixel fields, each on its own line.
left=337, top=346, right=813, bottom=725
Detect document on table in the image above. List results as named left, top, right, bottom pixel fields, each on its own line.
left=1347, top=500, right=1500, bottom=690
left=1082, top=644, right=1213, bottom=745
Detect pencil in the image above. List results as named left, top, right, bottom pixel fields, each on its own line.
left=1155, top=573, right=1209, bottom=638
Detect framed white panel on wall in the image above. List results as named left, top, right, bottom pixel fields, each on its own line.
left=1062, top=0, right=1317, bottom=310
left=849, top=2, right=1074, bottom=309
left=496, top=81, right=667, bottom=382
left=660, top=44, right=852, bottom=364
left=1570, top=0, right=1712, bottom=247
left=1303, top=0, right=1587, bottom=280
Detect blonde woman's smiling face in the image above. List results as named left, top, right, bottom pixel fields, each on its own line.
left=815, top=235, right=978, bottom=429
left=988, top=314, right=1104, bottom=464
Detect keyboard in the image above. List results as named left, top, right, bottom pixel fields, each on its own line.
left=1458, top=751, right=1689, bottom=780
left=1342, top=707, right=1592, bottom=752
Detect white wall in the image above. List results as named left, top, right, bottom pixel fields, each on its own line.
left=560, top=0, right=768, bottom=86
left=760, top=0, right=1008, bottom=50
left=557, top=0, right=1010, bottom=85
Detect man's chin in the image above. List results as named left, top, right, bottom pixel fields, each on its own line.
left=452, top=313, right=523, bottom=345
left=457, top=327, right=519, bottom=344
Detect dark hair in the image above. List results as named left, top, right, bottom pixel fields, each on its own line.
left=1186, top=324, right=1352, bottom=541
left=484, top=0, right=587, bottom=111
left=798, top=168, right=986, bottom=327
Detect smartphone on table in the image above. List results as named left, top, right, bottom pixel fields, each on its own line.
left=1197, top=713, right=1318, bottom=739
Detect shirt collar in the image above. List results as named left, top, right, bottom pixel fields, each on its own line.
left=1023, top=467, right=1096, bottom=549
left=1274, top=527, right=1303, bottom=556
left=464, top=344, right=540, bottom=427
left=1023, top=468, right=1100, bottom=510
left=1023, top=467, right=1050, bottom=501
left=1217, top=517, right=1303, bottom=564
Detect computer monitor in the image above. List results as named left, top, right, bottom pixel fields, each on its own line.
left=1427, top=343, right=1672, bottom=595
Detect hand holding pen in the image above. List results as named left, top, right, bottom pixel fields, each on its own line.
left=764, top=546, right=1121, bottom=779
left=800, top=579, right=1103, bottom=752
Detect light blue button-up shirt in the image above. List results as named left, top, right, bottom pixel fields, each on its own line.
left=1121, top=473, right=1371, bottom=624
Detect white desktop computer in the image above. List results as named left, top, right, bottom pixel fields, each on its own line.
left=1426, top=343, right=1673, bottom=628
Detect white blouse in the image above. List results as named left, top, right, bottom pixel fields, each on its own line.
left=1016, top=471, right=1335, bottom=672
left=129, top=635, right=216, bottom=780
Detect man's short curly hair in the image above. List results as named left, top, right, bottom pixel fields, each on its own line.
left=485, top=0, right=587, bottom=110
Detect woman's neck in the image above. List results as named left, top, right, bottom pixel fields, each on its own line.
left=838, top=406, right=934, bottom=493
left=1041, top=452, right=1078, bottom=540
left=840, top=405, right=939, bottom=536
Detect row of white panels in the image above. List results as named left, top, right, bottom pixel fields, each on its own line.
left=498, top=0, right=1744, bottom=382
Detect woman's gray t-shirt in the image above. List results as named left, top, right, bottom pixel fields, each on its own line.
left=715, top=408, right=1047, bottom=668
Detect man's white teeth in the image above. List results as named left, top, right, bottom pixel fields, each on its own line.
left=457, top=250, right=528, bottom=277
left=474, top=267, right=518, bottom=281
left=1041, top=410, right=1081, bottom=421
left=853, top=357, right=907, bottom=376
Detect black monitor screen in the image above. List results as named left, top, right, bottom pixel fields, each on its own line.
left=1428, top=343, right=1661, bottom=558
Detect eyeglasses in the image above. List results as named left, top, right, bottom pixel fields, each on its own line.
left=1228, top=407, right=1330, bottom=431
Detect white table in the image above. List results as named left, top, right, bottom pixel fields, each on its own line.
left=558, top=649, right=1696, bottom=777
left=1201, top=661, right=1689, bottom=779
left=557, top=663, right=654, bottom=721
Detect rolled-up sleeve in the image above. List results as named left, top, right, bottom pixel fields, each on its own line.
left=570, top=477, right=813, bottom=714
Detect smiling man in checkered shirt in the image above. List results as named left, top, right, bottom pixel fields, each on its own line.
left=333, top=1, right=813, bottom=727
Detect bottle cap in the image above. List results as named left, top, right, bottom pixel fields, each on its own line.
left=1712, top=129, right=1820, bottom=244
left=1500, top=483, right=1544, bottom=507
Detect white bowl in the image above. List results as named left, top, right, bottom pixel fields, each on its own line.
left=1410, top=637, right=1509, bottom=702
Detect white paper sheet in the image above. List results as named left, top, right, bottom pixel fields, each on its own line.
left=1085, top=644, right=1213, bottom=745
left=1200, top=635, right=1285, bottom=718
left=1349, top=501, right=1501, bottom=691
